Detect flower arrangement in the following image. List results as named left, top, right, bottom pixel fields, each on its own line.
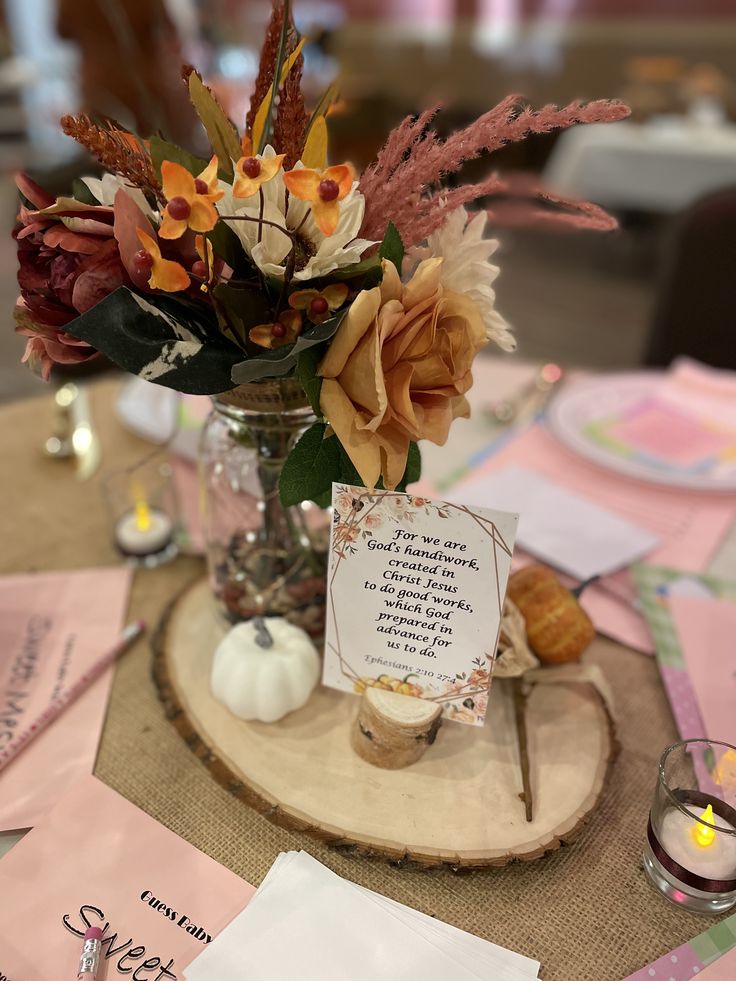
left=13, top=0, right=627, bottom=506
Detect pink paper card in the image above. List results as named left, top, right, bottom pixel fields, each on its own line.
left=0, top=566, right=132, bottom=830
left=0, top=775, right=254, bottom=980
left=669, top=595, right=736, bottom=746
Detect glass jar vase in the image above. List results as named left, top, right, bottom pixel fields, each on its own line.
left=199, top=379, right=329, bottom=640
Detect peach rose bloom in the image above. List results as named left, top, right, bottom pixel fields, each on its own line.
left=319, top=257, right=487, bottom=489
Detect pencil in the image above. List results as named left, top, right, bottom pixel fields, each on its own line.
left=0, top=620, right=145, bottom=773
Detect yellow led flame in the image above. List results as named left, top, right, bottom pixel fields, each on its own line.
left=132, top=482, right=152, bottom=532
left=692, top=803, right=716, bottom=848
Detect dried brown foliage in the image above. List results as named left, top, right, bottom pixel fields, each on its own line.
left=60, top=114, right=162, bottom=201
left=273, top=49, right=309, bottom=167
left=246, top=2, right=285, bottom=135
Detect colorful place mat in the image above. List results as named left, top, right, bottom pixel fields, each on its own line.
left=622, top=909, right=736, bottom=980
left=633, top=565, right=736, bottom=793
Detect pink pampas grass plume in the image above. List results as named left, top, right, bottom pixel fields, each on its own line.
left=359, top=97, right=630, bottom=246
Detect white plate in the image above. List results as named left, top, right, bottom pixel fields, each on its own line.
left=547, top=372, right=736, bottom=492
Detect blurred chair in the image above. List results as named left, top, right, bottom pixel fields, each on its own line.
left=644, top=187, right=736, bottom=370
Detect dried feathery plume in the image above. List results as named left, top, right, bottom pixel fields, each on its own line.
left=273, top=47, right=309, bottom=168
left=359, top=98, right=630, bottom=245
left=246, top=1, right=286, bottom=135
left=60, top=114, right=163, bottom=202
left=401, top=171, right=619, bottom=244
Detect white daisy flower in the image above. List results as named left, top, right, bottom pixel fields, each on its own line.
left=406, top=205, right=515, bottom=352
left=217, top=146, right=375, bottom=281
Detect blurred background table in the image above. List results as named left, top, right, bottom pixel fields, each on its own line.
left=3, top=365, right=736, bottom=981
left=546, top=119, right=736, bottom=213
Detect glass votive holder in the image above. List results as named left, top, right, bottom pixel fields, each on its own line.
left=643, top=739, right=736, bottom=915
left=102, top=455, right=180, bottom=567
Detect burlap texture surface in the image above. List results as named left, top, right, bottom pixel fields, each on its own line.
left=2, top=380, right=717, bottom=981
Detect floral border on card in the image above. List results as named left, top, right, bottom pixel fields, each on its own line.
left=327, top=486, right=513, bottom=725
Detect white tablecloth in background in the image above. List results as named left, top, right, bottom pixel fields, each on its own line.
left=544, top=120, right=736, bottom=212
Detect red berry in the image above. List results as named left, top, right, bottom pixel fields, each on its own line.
left=167, top=196, right=191, bottom=221
left=310, top=296, right=329, bottom=316
left=133, top=248, right=154, bottom=270
left=194, top=178, right=209, bottom=195
left=318, top=178, right=339, bottom=202
left=242, top=157, right=261, bottom=179
left=271, top=322, right=287, bottom=339
left=191, top=260, right=207, bottom=278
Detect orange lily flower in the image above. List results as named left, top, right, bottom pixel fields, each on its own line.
left=159, top=156, right=223, bottom=240
left=192, top=235, right=215, bottom=292
left=135, top=228, right=190, bottom=293
left=288, top=283, right=349, bottom=323
left=282, top=164, right=353, bottom=236
left=233, top=152, right=286, bottom=199
left=249, top=310, right=303, bottom=349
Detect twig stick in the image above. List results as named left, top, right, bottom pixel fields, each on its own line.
left=513, top=677, right=533, bottom=822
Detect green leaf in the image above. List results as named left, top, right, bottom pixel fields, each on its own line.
left=149, top=136, right=207, bottom=180
left=207, top=221, right=249, bottom=273
left=187, top=71, right=241, bottom=179
left=212, top=285, right=263, bottom=349
left=327, top=253, right=381, bottom=281
left=379, top=222, right=404, bottom=274
left=232, top=310, right=346, bottom=384
left=296, top=346, right=324, bottom=416
left=401, top=442, right=422, bottom=489
left=62, top=287, right=243, bottom=394
left=279, top=423, right=341, bottom=507
left=212, top=283, right=271, bottom=334
left=71, top=179, right=98, bottom=205
left=310, top=488, right=334, bottom=509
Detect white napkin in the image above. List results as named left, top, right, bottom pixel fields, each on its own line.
left=450, top=464, right=659, bottom=580
left=184, top=852, right=539, bottom=981
left=116, top=376, right=179, bottom=444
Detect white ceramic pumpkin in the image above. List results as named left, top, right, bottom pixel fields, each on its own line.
left=211, top=617, right=320, bottom=723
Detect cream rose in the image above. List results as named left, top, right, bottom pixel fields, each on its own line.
left=319, top=257, right=487, bottom=489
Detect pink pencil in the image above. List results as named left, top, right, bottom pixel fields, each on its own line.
left=0, top=620, right=145, bottom=773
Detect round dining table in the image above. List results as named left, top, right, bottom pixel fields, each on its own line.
left=2, top=369, right=734, bottom=981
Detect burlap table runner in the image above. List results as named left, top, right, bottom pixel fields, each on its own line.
left=2, top=379, right=719, bottom=981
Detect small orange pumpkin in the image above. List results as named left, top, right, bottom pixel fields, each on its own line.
left=506, top=564, right=594, bottom=664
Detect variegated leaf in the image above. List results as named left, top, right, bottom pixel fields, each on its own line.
left=62, top=287, right=243, bottom=394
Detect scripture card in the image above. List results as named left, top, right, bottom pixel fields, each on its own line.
left=0, top=775, right=255, bottom=981
left=323, top=485, right=518, bottom=726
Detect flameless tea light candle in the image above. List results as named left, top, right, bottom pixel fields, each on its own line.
left=115, top=493, right=174, bottom=557
left=103, top=460, right=179, bottom=567
left=643, top=739, right=736, bottom=915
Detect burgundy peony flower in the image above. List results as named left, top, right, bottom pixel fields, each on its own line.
left=13, top=173, right=128, bottom=380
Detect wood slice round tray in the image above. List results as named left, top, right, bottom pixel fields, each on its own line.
left=153, top=578, right=616, bottom=870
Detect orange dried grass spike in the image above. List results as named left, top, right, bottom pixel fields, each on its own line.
left=60, top=114, right=163, bottom=202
